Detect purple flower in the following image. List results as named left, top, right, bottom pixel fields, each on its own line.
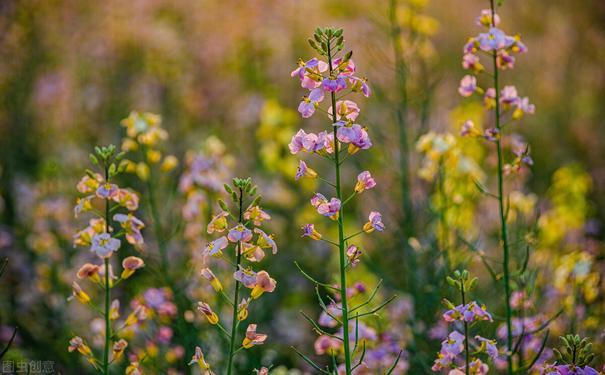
left=497, top=50, right=515, bottom=69
left=234, top=267, right=257, bottom=288
left=336, top=123, right=372, bottom=152
left=484, top=127, right=500, bottom=141
left=310, top=193, right=341, bottom=220
left=295, top=160, right=317, bottom=180
left=328, top=100, right=360, bottom=121
left=475, top=336, right=498, bottom=359
left=477, top=28, right=515, bottom=51
left=95, top=183, right=119, bottom=199
left=462, top=53, right=483, bottom=71
left=301, top=223, right=321, bottom=240
left=513, top=97, right=535, bottom=119
left=90, top=233, right=120, bottom=258
left=349, top=76, right=371, bottom=97
left=204, top=236, right=228, bottom=256
left=458, top=75, right=477, bottom=97
left=476, top=9, right=500, bottom=27
left=322, top=75, right=347, bottom=92
left=289, top=129, right=326, bottom=154
left=297, top=88, right=325, bottom=118
left=228, top=224, right=253, bottom=243
left=441, top=331, right=465, bottom=357
left=500, top=85, right=519, bottom=105
left=363, top=211, right=384, bottom=233
left=354, top=171, right=376, bottom=193
left=331, top=57, right=356, bottom=76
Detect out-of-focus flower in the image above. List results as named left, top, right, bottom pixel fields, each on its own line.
left=90, top=233, right=121, bottom=258
left=458, top=75, right=477, bottom=97
left=314, top=335, right=341, bottom=355
left=68, top=336, right=93, bottom=357
left=112, top=339, right=128, bottom=362
left=188, top=346, right=213, bottom=374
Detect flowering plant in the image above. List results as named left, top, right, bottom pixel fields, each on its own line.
left=69, top=145, right=146, bottom=373
left=190, top=177, right=277, bottom=374
left=289, top=27, right=399, bottom=374
left=432, top=270, right=497, bottom=375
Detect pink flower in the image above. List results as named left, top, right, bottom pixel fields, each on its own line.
left=295, top=160, right=317, bottom=180
left=349, top=76, right=371, bottom=97
left=311, top=193, right=341, bottom=220
left=458, top=75, right=477, bottom=97
left=289, top=129, right=327, bottom=154
left=301, top=224, right=322, bottom=240
left=329, top=100, right=360, bottom=121
left=476, top=9, right=500, bottom=27
left=314, top=335, right=341, bottom=355
left=354, top=171, right=376, bottom=193
left=462, top=53, right=483, bottom=71
left=363, top=211, right=384, bottom=233
left=298, top=88, right=325, bottom=118
left=242, top=324, right=268, bottom=348
left=204, top=236, right=228, bottom=256
left=227, top=224, right=253, bottom=243
left=336, top=123, right=372, bottom=152
left=500, top=85, right=519, bottom=105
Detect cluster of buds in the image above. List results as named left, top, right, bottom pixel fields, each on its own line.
left=69, top=145, right=146, bottom=372
left=119, top=111, right=178, bottom=181
left=432, top=270, right=497, bottom=374
left=541, top=335, right=603, bottom=375
left=457, top=9, right=534, bottom=173
left=191, top=177, right=276, bottom=373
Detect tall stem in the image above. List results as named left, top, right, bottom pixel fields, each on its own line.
left=388, top=0, right=417, bottom=295
left=489, top=1, right=513, bottom=373
left=103, top=164, right=111, bottom=375
left=461, top=284, right=470, bottom=375
left=327, top=40, right=352, bottom=374
left=226, top=188, right=244, bottom=375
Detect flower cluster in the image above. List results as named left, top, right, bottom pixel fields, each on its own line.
left=120, top=111, right=178, bottom=181
left=289, top=27, right=396, bottom=374
left=69, top=145, right=146, bottom=373
left=458, top=9, right=534, bottom=173
left=191, top=177, right=276, bottom=374
left=433, top=271, right=497, bottom=374
left=540, top=335, right=603, bottom=375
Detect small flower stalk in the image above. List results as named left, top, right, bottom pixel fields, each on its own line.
left=458, top=3, right=535, bottom=373
left=290, top=27, right=396, bottom=374
left=69, top=145, right=146, bottom=374
left=190, top=177, right=277, bottom=375
left=432, top=270, right=497, bottom=375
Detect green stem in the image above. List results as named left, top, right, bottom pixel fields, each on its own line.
left=461, top=284, right=470, bottom=375
left=103, top=164, right=111, bottom=375
left=490, top=1, right=513, bottom=373
left=389, top=0, right=417, bottom=302
left=328, top=39, right=352, bottom=375
left=226, top=188, right=244, bottom=375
